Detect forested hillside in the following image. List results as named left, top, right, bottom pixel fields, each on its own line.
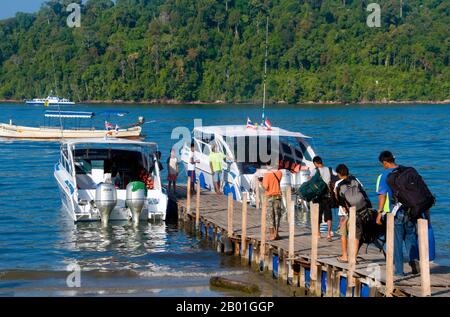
left=0, top=0, right=449, bottom=103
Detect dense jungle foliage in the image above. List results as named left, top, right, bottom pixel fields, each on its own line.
left=0, top=0, right=449, bottom=103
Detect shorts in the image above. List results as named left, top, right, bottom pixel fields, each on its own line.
left=187, top=170, right=196, bottom=183
left=317, top=195, right=332, bottom=223
left=267, top=195, right=282, bottom=230
left=168, top=174, right=177, bottom=182
left=213, top=171, right=221, bottom=183
left=338, top=215, right=363, bottom=240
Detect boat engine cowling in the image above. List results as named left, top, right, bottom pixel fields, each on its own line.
left=95, top=183, right=117, bottom=225
left=126, top=181, right=147, bottom=225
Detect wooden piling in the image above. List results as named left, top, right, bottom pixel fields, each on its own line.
left=212, top=226, right=217, bottom=247
left=260, top=194, right=267, bottom=270
left=326, top=266, right=333, bottom=297
left=227, top=193, right=234, bottom=238
left=348, top=206, right=357, bottom=287
left=195, top=181, right=200, bottom=230
left=255, top=182, right=260, bottom=209
left=252, top=239, right=260, bottom=269
left=299, top=265, right=306, bottom=289
left=385, top=213, right=395, bottom=297
left=310, top=202, right=319, bottom=282
left=315, top=265, right=322, bottom=296
left=417, top=219, right=431, bottom=297
left=186, top=176, right=191, bottom=220
left=279, top=248, right=286, bottom=281
left=288, top=194, right=295, bottom=283
left=234, top=240, right=240, bottom=256
left=293, top=263, right=300, bottom=287
left=334, top=271, right=342, bottom=297
left=241, top=192, right=248, bottom=261
left=355, top=278, right=361, bottom=297
left=268, top=248, right=274, bottom=273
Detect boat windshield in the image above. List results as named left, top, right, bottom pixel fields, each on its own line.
left=225, top=135, right=310, bottom=174
left=72, top=143, right=158, bottom=190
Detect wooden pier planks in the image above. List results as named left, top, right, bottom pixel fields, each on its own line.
left=172, top=186, right=449, bottom=297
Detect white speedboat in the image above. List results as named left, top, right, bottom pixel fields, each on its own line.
left=26, top=94, right=75, bottom=106
left=54, top=138, right=168, bottom=224
left=180, top=124, right=317, bottom=209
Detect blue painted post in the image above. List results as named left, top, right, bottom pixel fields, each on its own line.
left=273, top=255, right=279, bottom=279
left=361, top=283, right=370, bottom=297
left=305, top=268, right=311, bottom=290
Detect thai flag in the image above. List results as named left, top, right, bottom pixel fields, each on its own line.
left=105, top=121, right=113, bottom=130
left=263, top=118, right=272, bottom=130
left=246, top=117, right=256, bottom=129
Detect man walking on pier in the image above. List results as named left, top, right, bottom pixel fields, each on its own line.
left=209, top=144, right=226, bottom=194
left=310, top=156, right=337, bottom=241
left=262, top=162, right=283, bottom=241
left=376, top=151, right=419, bottom=276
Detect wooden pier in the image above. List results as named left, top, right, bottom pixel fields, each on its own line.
left=170, top=183, right=450, bottom=297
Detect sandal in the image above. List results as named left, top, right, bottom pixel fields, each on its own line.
left=336, top=257, right=348, bottom=263
left=327, top=236, right=332, bottom=242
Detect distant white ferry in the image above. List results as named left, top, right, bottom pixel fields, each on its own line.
left=25, top=94, right=75, bottom=106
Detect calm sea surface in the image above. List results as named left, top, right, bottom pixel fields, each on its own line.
left=0, top=103, right=448, bottom=295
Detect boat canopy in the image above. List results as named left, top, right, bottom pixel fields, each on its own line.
left=194, top=125, right=311, bottom=139
left=45, top=110, right=94, bottom=119
left=63, top=138, right=156, bottom=147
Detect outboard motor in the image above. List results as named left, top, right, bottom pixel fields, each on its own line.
left=95, top=183, right=117, bottom=226
left=126, top=181, right=147, bottom=226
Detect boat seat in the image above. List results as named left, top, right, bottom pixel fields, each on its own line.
left=76, top=174, right=97, bottom=189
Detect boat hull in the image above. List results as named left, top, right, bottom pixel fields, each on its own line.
left=54, top=164, right=168, bottom=223
left=0, top=123, right=142, bottom=140
left=26, top=101, right=75, bottom=105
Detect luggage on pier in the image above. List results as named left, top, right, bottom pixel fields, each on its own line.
left=298, top=170, right=328, bottom=202
left=387, top=166, right=435, bottom=221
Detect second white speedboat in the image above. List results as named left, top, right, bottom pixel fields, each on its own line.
left=180, top=124, right=317, bottom=209
left=54, top=138, right=168, bottom=225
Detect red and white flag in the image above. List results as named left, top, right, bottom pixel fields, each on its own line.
left=263, top=118, right=272, bottom=130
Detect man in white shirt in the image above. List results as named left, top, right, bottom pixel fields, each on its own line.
left=187, top=142, right=199, bottom=193
left=310, top=156, right=337, bottom=241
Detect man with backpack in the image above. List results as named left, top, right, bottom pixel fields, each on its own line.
left=334, top=164, right=372, bottom=263
left=309, top=156, right=337, bottom=242
left=261, top=162, right=283, bottom=241
left=375, top=151, right=434, bottom=276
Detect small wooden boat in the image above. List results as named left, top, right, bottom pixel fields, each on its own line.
left=0, top=123, right=142, bottom=140
left=0, top=110, right=143, bottom=140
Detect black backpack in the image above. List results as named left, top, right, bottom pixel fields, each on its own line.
left=357, top=208, right=386, bottom=257
left=386, top=166, right=435, bottom=220
left=327, top=167, right=340, bottom=209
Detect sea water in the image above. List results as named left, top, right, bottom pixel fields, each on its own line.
left=0, top=103, right=448, bottom=295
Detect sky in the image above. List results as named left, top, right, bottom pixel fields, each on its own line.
left=0, top=0, right=47, bottom=20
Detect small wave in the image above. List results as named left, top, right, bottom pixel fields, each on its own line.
left=138, top=270, right=247, bottom=278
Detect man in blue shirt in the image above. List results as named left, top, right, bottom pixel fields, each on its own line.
left=376, top=151, right=418, bottom=276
